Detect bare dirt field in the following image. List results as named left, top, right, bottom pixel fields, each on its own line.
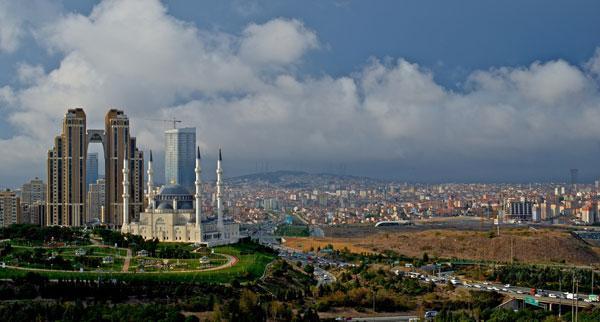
left=285, top=226, right=600, bottom=265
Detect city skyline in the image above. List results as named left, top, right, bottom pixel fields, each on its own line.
left=1, top=0, right=600, bottom=186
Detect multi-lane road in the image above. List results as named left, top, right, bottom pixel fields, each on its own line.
left=402, top=271, right=598, bottom=308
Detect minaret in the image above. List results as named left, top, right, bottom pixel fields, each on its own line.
left=121, top=159, right=130, bottom=232
left=216, top=148, right=224, bottom=232
left=195, top=147, right=202, bottom=229
left=147, top=150, right=154, bottom=209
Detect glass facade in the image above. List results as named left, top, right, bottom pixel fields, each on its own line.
left=165, top=127, right=196, bottom=190
left=86, top=152, right=98, bottom=186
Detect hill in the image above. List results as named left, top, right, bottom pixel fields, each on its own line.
left=284, top=227, right=600, bottom=265
left=226, top=170, right=385, bottom=188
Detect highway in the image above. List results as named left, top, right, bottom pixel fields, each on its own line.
left=349, top=315, right=418, bottom=321
left=401, top=270, right=599, bottom=308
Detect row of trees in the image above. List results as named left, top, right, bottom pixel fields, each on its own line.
left=93, top=228, right=160, bottom=255
left=0, top=224, right=88, bottom=244
left=0, top=301, right=193, bottom=322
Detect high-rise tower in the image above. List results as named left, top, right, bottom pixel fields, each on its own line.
left=104, top=109, right=144, bottom=227
left=165, top=127, right=196, bottom=190
left=46, top=108, right=143, bottom=227
left=86, top=152, right=98, bottom=186
left=47, top=108, right=87, bottom=226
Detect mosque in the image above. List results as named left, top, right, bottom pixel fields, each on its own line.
left=121, top=148, right=240, bottom=246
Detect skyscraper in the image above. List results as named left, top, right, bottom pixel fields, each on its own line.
left=165, top=127, right=196, bottom=190
left=46, top=108, right=143, bottom=227
left=21, top=177, right=46, bottom=225
left=0, top=189, right=21, bottom=227
left=21, top=177, right=46, bottom=206
left=47, top=108, right=87, bottom=226
left=86, top=178, right=105, bottom=223
left=86, top=152, right=99, bottom=186
left=104, top=109, right=144, bottom=226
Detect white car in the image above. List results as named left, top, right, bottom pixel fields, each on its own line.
left=549, top=293, right=557, bottom=298
left=504, top=284, right=511, bottom=288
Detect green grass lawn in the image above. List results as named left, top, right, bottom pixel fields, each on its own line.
left=129, top=254, right=227, bottom=272
left=3, top=245, right=128, bottom=271
left=0, top=242, right=276, bottom=284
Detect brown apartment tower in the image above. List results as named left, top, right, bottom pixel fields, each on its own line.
left=46, top=108, right=143, bottom=227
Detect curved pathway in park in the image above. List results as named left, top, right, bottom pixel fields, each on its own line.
left=122, top=248, right=132, bottom=272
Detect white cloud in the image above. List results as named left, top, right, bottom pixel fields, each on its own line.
left=16, top=63, right=45, bottom=85
left=0, top=0, right=60, bottom=53
left=1, top=0, right=600, bottom=185
left=587, top=47, right=600, bottom=77
left=240, top=18, right=318, bottom=66
left=0, top=0, right=25, bottom=52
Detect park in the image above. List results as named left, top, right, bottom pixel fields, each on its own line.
left=0, top=224, right=276, bottom=284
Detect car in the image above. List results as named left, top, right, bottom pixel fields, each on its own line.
left=516, top=290, right=524, bottom=294
left=474, top=284, right=482, bottom=288
left=504, top=284, right=511, bottom=288
left=483, top=282, right=490, bottom=285
left=424, top=311, right=438, bottom=318
left=534, top=294, right=541, bottom=297
left=501, top=288, right=508, bottom=292
left=549, top=293, right=557, bottom=298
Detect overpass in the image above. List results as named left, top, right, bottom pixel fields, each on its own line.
left=497, top=293, right=594, bottom=317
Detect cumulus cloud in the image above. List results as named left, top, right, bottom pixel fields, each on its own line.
left=1, top=0, right=600, bottom=185
left=239, top=18, right=318, bottom=66
left=0, top=0, right=60, bottom=53
left=587, top=48, right=600, bottom=77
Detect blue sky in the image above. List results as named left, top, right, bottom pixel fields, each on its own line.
left=3, top=0, right=600, bottom=88
left=1, top=0, right=600, bottom=187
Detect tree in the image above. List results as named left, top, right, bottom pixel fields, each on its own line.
left=422, top=252, right=429, bottom=263
left=304, top=264, right=315, bottom=275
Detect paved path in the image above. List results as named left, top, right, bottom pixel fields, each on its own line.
left=122, top=248, right=132, bottom=272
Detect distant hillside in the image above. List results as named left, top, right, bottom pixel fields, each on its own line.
left=226, top=170, right=386, bottom=188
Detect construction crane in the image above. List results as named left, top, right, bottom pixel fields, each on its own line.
left=145, top=118, right=182, bottom=129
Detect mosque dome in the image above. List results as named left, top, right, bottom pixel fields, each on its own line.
left=158, top=184, right=191, bottom=196
left=154, top=184, right=194, bottom=210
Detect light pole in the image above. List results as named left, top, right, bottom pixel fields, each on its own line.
left=559, top=274, right=562, bottom=318
left=372, top=288, right=376, bottom=312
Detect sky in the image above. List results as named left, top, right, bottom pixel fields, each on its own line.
left=1, top=0, right=600, bottom=187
